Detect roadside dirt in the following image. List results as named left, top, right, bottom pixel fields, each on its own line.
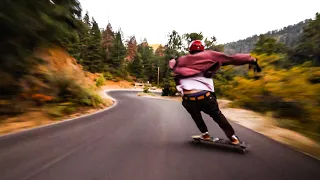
left=0, top=81, right=133, bottom=136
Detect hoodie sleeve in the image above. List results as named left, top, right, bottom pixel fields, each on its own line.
left=210, top=51, right=255, bottom=66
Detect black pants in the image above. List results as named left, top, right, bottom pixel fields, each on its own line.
left=182, top=91, right=235, bottom=140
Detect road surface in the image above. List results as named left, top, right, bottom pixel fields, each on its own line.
left=0, top=91, right=319, bottom=180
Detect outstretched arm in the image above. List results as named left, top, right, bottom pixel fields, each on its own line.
left=210, top=51, right=256, bottom=66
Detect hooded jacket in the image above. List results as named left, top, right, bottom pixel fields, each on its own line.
left=169, top=50, right=256, bottom=78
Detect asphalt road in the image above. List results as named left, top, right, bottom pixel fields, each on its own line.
left=0, top=90, right=319, bottom=180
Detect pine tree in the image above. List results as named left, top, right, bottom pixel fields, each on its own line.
left=129, top=52, right=143, bottom=79
left=109, top=31, right=127, bottom=68
left=101, top=23, right=115, bottom=65
left=85, top=17, right=103, bottom=72
left=252, top=35, right=287, bottom=55
left=78, top=12, right=92, bottom=70
left=83, top=11, right=91, bottom=28
left=160, top=30, right=183, bottom=95
left=126, top=36, right=138, bottom=62
left=137, top=39, right=155, bottom=82
left=155, top=45, right=165, bottom=57
left=0, top=0, right=82, bottom=96
left=294, top=13, right=320, bottom=65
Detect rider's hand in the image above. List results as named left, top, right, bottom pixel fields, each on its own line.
left=249, top=57, right=262, bottom=72
left=169, top=59, right=176, bottom=69
left=249, top=57, right=257, bottom=64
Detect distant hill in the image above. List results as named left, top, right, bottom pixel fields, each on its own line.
left=223, top=19, right=312, bottom=54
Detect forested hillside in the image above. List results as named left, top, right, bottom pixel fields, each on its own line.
left=224, top=19, right=312, bottom=54
left=0, top=1, right=223, bottom=120
left=1, top=1, right=319, bottom=141
left=216, top=13, right=320, bottom=141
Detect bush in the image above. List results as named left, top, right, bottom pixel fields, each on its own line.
left=76, top=88, right=103, bottom=107
left=96, top=75, right=105, bottom=87
left=47, top=74, right=103, bottom=107
left=103, top=72, right=113, bottom=80
left=47, top=105, right=77, bottom=118
left=127, top=78, right=134, bottom=82
left=143, top=86, right=149, bottom=93
left=214, top=53, right=320, bottom=139
left=161, top=77, right=177, bottom=96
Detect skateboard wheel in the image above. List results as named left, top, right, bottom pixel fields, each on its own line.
left=192, top=139, right=200, bottom=144
left=239, top=149, right=246, bottom=154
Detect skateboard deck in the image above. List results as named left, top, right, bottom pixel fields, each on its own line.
left=191, top=135, right=248, bottom=154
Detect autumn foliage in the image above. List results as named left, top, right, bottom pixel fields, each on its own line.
left=215, top=53, right=320, bottom=140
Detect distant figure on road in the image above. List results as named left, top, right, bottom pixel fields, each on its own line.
left=169, top=40, right=257, bottom=144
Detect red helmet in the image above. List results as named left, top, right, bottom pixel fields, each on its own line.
left=189, top=40, right=204, bottom=52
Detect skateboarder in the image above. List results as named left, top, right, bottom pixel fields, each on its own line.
left=169, top=40, right=257, bottom=145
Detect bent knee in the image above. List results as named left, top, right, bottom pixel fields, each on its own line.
left=209, top=110, right=224, bottom=119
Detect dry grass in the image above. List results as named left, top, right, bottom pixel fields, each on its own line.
left=101, top=80, right=134, bottom=89
left=220, top=99, right=320, bottom=159
left=0, top=92, right=114, bottom=136
left=0, top=47, right=133, bottom=136
left=0, top=79, right=132, bottom=136
left=0, top=111, right=54, bottom=135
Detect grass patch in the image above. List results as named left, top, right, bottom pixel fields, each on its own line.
left=276, top=118, right=320, bottom=143
left=46, top=103, right=77, bottom=118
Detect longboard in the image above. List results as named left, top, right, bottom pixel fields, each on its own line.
left=191, top=135, right=249, bottom=154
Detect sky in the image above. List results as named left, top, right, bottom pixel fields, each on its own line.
left=79, top=0, right=320, bottom=45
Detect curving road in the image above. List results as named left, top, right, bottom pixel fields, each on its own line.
left=0, top=90, right=319, bottom=180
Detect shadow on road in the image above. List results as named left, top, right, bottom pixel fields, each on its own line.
left=186, top=141, right=248, bottom=155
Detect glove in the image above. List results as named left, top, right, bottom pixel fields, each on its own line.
left=249, top=58, right=261, bottom=72
left=249, top=57, right=257, bottom=64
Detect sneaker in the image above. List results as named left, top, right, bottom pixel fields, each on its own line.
left=230, top=135, right=240, bottom=145
left=201, top=132, right=211, bottom=141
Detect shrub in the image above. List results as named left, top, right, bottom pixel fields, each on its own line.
left=103, top=72, right=113, bottom=80
left=143, top=86, right=149, bottom=93
left=214, top=53, right=320, bottom=140
left=47, top=74, right=103, bottom=107
left=96, top=75, right=105, bottom=87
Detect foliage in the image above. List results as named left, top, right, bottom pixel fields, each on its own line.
left=215, top=53, right=320, bottom=139
left=126, top=36, right=138, bottom=62
left=96, top=75, right=106, bottom=87
left=1, top=0, right=319, bottom=140
left=182, top=32, right=204, bottom=49
left=101, top=23, right=114, bottom=62
left=213, top=14, right=320, bottom=139
left=128, top=52, right=143, bottom=79
left=47, top=73, right=102, bottom=107
left=0, top=0, right=82, bottom=97
left=252, top=35, right=288, bottom=55
left=103, top=72, right=114, bottom=80
left=109, top=31, right=127, bottom=68
left=293, top=13, right=320, bottom=66
left=143, top=86, right=149, bottom=93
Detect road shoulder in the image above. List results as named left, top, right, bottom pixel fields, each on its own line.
left=137, top=92, right=320, bottom=160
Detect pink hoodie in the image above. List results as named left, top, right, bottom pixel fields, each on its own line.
left=169, top=50, right=255, bottom=77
